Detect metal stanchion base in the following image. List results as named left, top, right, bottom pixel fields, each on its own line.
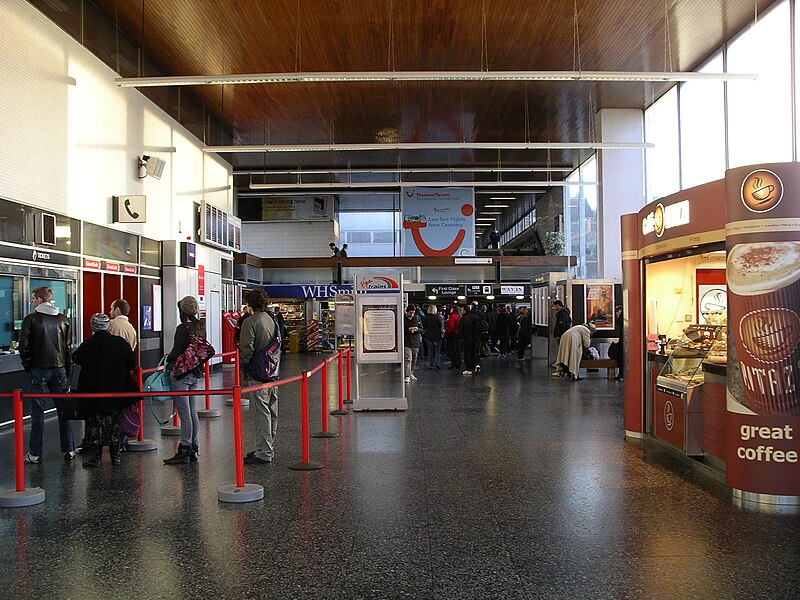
left=288, top=461, right=323, bottom=471
left=311, top=431, right=339, bottom=438
left=161, top=425, right=181, bottom=436
left=217, top=483, right=264, bottom=503
left=0, top=487, right=46, bottom=508
left=225, top=398, right=248, bottom=406
left=126, top=439, right=158, bottom=452
left=198, top=409, right=222, bottom=418
left=330, top=409, right=352, bottom=416
left=344, top=400, right=353, bottom=405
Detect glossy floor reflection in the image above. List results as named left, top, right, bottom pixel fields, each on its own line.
left=1, top=341, right=799, bottom=599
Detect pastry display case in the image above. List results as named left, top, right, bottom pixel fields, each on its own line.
left=658, top=324, right=724, bottom=389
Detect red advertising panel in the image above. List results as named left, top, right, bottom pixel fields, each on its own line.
left=725, top=162, right=800, bottom=496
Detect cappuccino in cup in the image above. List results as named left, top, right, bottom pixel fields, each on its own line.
left=727, top=241, right=800, bottom=415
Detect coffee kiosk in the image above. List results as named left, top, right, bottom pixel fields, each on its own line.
left=622, top=163, right=800, bottom=508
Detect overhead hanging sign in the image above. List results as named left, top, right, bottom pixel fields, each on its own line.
left=261, top=196, right=336, bottom=221
left=401, top=187, right=475, bottom=257
left=425, top=284, right=465, bottom=296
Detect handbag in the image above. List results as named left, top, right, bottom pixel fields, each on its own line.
left=119, top=403, right=141, bottom=437
left=172, top=333, right=215, bottom=378
left=143, top=356, right=172, bottom=402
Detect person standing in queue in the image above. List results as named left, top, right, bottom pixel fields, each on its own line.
left=459, top=304, right=482, bottom=375
left=163, top=296, right=205, bottom=465
left=19, top=285, right=77, bottom=464
left=516, top=306, right=533, bottom=361
left=495, top=305, right=515, bottom=357
left=108, top=298, right=137, bottom=351
left=445, top=305, right=462, bottom=370
left=239, top=289, right=281, bottom=464
left=422, top=304, right=445, bottom=369
left=73, top=314, right=137, bottom=468
left=403, top=305, right=423, bottom=383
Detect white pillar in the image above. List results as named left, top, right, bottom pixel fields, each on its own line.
left=597, top=109, right=646, bottom=279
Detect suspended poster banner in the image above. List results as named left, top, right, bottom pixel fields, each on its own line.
left=400, top=187, right=475, bottom=256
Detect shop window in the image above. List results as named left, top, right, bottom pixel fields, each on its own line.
left=347, top=231, right=372, bottom=244
left=680, top=53, right=726, bottom=188
left=645, top=87, right=680, bottom=202
left=727, top=0, right=792, bottom=168
left=83, top=222, right=139, bottom=263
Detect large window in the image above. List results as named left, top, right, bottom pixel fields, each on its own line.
left=645, top=87, right=680, bottom=202
left=564, top=156, right=598, bottom=279
left=339, top=212, right=401, bottom=257
left=680, top=54, right=726, bottom=188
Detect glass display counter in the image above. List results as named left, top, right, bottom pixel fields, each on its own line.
left=654, top=325, right=725, bottom=456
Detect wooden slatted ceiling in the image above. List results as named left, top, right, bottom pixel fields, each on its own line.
left=91, top=0, right=776, bottom=176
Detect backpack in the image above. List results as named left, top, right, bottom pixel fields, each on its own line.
left=172, top=332, right=215, bottom=378
left=476, top=316, right=489, bottom=340
left=246, top=313, right=282, bottom=383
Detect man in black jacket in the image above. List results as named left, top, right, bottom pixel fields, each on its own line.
left=552, top=300, right=572, bottom=340
left=19, top=286, right=77, bottom=463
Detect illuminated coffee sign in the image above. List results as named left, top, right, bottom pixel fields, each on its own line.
left=642, top=200, right=690, bottom=238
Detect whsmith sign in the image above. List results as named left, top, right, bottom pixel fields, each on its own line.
left=261, top=284, right=353, bottom=299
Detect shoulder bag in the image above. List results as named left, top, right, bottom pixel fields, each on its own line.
left=172, top=332, right=215, bottom=379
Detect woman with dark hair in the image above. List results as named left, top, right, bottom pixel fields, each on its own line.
left=163, top=295, right=206, bottom=465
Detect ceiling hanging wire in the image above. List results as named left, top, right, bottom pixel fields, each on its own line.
left=664, top=0, right=674, bottom=72
left=572, top=0, right=581, bottom=73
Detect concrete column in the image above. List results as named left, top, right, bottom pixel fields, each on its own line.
left=596, top=109, right=646, bottom=280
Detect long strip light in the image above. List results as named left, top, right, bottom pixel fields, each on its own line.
left=210, top=141, right=651, bottom=154
left=117, top=70, right=757, bottom=88
left=232, top=166, right=573, bottom=175
left=249, top=180, right=594, bottom=190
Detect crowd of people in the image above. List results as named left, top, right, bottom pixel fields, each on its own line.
left=403, top=301, right=539, bottom=380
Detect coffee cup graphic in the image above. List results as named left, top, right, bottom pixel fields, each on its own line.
left=728, top=241, right=800, bottom=414
left=740, top=169, right=783, bottom=213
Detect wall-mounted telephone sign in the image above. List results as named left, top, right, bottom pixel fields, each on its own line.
left=112, top=195, right=146, bottom=223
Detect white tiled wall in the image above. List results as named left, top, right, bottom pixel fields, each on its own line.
left=242, top=222, right=338, bottom=258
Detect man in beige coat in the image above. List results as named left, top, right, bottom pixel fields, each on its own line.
left=108, top=299, right=137, bottom=351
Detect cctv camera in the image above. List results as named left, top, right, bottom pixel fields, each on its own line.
left=138, top=155, right=148, bottom=179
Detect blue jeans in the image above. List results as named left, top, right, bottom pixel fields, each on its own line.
left=29, top=367, right=75, bottom=456
left=170, top=372, right=199, bottom=447
left=426, top=340, right=442, bottom=368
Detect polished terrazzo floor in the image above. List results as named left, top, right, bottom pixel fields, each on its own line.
left=1, top=339, right=798, bottom=599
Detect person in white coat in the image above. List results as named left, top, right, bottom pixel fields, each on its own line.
left=553, top=322, right=597, bottom=380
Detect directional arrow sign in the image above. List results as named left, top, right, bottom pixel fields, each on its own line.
left=425, top=284, right=465, bottom=296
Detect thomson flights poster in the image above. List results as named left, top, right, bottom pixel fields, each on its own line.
left=400, top=187, right=475, bottom=256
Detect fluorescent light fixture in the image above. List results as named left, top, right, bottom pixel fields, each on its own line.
left=249, top=180, right=595, bottom=190
left=516, top=295, right=525, bottom=300
left=481, top=211, right=503, bottom=215
left=484, top=204, right=509, bottom=208
left=233, top=166, right=572, bottom=176
left=457, top=295, right=466, bottom=300
left=212, top=141, right=652, bottom=154
left=489, top=196, right=516, bottom=200
left=428, top=295, right=437, bottom=300
left=117, top=70, right=757, bottom=88
left=486, top=295, right=495, bottom=300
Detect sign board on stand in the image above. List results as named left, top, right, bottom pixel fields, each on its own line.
left=352, top=273, right=407, bottom=411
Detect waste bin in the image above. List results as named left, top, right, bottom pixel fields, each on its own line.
left=289, top=330, right=301, bottom=353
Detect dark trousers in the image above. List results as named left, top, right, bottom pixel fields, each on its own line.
left=29, top=367, right=75, bottom=456
left=463, top=339, right=481, bottom=372
left=498, top=335, right=510, bottom=355
left=447, top=333, right=461, bottom=368
left=517, top=334, right=531, bottom=359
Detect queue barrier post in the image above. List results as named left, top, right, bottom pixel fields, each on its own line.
left=218, top=384, right=264, bottom=503
left=330, top=350, right=351, bottom=416
left=126, top=367, right=158, bottom=452
left=0, top=390, right=46, bottom=507
left=345, top=348, right=352, bottom=404
left=289, top=371, right=323, bottom=471
left=198, top=361, right=221, bottom=418
left=312, top=358, right=339, bottom=438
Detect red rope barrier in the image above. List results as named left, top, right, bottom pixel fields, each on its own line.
left=231, top=385, right=245, bottom=487
left=13, top=390, right=24, bottom=493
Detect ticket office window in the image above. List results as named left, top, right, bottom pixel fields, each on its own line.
left=0, top=275, right=77, bottom=351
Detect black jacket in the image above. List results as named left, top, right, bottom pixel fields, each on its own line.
left=422, top=313, right=444, bottom=342
left=73, top=331, right=137, bottom=414
left=495, top=312, right=515, bottom=337
left=19, top=309, right=71, bottom=373
left=554, top=307, right=572, bottom=339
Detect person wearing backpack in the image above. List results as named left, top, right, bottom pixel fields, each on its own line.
left=163, top=296, right=206, bottom=465
left=239, top=289, right=281, bottom=464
